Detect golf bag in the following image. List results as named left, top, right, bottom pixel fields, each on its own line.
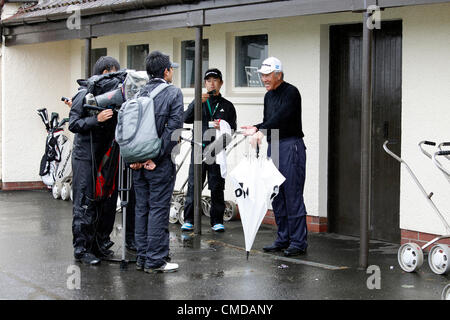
left=37, top=108, right=73, bottom=200
left=95, top=139, right=121, bottom=201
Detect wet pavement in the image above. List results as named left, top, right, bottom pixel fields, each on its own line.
left=0, top=190, right=448, bottom=300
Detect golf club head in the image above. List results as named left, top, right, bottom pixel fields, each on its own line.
left=57, top=118, right=69, bottom=128
left=50, top=112, right=59, bottom=130
left=43, top=109, right=49, bottom=122
left=37, top=108, right=50, bottom=130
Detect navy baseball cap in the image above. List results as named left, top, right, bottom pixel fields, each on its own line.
left=204, top=68, right=223, bottom=81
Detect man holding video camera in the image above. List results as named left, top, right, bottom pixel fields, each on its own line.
left=69, top=56, right=124, bottom=265
left=182, top=68, right=237, bottom=233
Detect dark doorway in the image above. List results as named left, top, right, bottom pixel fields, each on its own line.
left=328, top=21, right=402, bottom=243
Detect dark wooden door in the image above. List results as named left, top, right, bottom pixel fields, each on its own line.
left=328, top=21, right=402, bottom=243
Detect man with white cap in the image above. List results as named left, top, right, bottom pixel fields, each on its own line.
left=242, top=57, right=308, bottom=256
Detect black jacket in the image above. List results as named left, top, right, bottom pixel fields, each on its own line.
left=136, top=79, right=184, bottom=165
left=69, top=72, right=126, bottom=163
left=184, top=94, right=237, bottom=146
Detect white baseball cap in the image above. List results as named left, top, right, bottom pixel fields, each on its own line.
left=257, top=57, right=283, bottom=74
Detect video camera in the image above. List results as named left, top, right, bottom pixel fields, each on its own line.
left=83, top=87, right=125, bottom=114
left=82, top=70, right=149, bottom=115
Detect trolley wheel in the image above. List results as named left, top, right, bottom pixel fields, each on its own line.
left=178, top=205, right=185, bottom=225
left=224, top=200, right=238, bottom=221
left=428, top=244, right=450, bottom=275
left=174, top=193, right=185, bottom=206
left=202, top=196, right=211, bottom=217
left=169, top=199, right=181, bottom=224
left=61, top=183, right=71, bottom=201
left=442, top=284, right=450, bottom=300
left=52, top=183, right=61, bottom=200
left=398, top=242, right=424, bottom=272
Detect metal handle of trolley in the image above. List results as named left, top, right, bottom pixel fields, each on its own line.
left=383, top=140, right=450, bottom=275
left=418, top=140, right=436, bottom=159
left=432, top=150, right=450, bottom=182
left=178, top=128, right=247, bottom=191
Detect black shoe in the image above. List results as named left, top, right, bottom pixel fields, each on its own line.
left=100, top=240, right=114, bottom=251
left=263, top=243, right=289, bottom=252
left=283, top=247, right=307, bottom=257
left=75, top=253, right=101, bottom=265
left=95, top=248, right=115, bottom=259
left=126, top=242, right=137, bottom=252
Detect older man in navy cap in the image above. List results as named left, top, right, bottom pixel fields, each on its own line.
left=242, top=57, right=308, bottom=256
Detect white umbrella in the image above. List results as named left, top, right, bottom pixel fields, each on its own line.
left=229, top=156, right=285, bottom=259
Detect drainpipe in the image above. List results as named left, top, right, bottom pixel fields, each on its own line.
left=193, top=25, right=203, bottom=235
left=359, top=9, right=374, bottom=270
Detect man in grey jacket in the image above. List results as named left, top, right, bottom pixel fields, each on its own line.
left=129, top=51, right=184, bottom=273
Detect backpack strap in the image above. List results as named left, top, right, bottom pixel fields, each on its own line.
left=149, top=82, right=170, bottom=99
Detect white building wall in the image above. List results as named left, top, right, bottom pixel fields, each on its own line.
left=1, top=41, right=71, bottom=183
left=2, top=3, right=449, bottom=236
left=397, top=5, right=450, bottom=235
left=0, top=46, right=2, bottom=181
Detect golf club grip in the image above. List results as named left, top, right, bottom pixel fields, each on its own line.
left=423, top=141, right=436, bottom=146
left=437, top=150, right=450, bottom=156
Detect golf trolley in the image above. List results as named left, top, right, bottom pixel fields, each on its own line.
left=383, top=140, right=450, bottom=275
left=169, top=128, right=244, bottom=225
left=37, top=108, right=73, bottom=201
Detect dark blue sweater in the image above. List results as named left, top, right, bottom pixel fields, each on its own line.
left=255, top=81, right=304, bottom=142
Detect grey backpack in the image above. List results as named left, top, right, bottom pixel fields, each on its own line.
left=115, top=83, right=169, bottom=163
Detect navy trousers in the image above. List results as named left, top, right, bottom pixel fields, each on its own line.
left=133, top=157, right=176, bottom=269
left=268, top=137, right=308, bottom=250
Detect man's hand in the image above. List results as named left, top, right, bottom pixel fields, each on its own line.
left=130, top=163, right=143, bottom=170
left=241, top=125, right=258, bottom=136
left=201, top=93, right=210, bottom=103
left=63, top=99, right=72, bottom=108
left=250, top=131, right=264, bottom=149
left=213, top=120, right=220, bottom=129
left=97, top=109, right=113, bottom=122
left=143, top=159, right=156, bottom=171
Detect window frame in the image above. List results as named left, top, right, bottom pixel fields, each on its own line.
left=179, top=38, right=210, bottom=89
left=125, top=43, right=150, bottom=72
left=227, top=30, right=269, bottom=95
left=90, top=47, right=107, bottom=76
